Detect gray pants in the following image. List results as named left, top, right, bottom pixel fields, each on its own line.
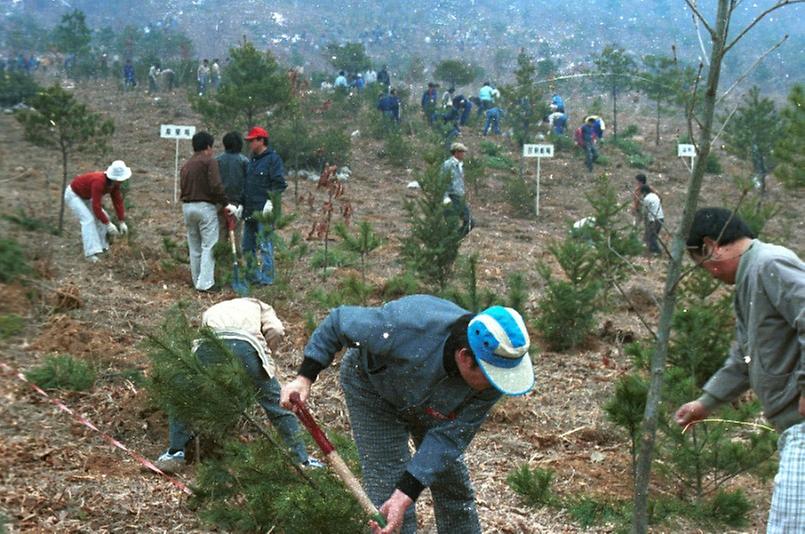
left=182, top=202, right=218, bottom=290
left=339, top=349, right=481, bottom=534
left=168, top=339, right=308, bottom=463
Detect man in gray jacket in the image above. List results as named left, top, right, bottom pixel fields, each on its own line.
left=675, top=207, right=804, bottom=533
left=281, top=295, right=534, bottom=534
left=441, top=142, right=473, bottom=236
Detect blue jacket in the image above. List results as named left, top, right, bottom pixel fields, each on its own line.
left=241, top=148, right=286, bottom=215
left=421, top=88, right=439, bottom=110
left=216, top=151, right=249, bottom=203
left=302, top=295, right=501, bottom=489
left=377, top=94, right=400, bottom=120
left=581, top=123, right=597, bottom=146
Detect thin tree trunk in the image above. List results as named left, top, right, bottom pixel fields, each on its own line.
left=58, top=147, right=69, bottom=235
left=631, top=1, right=730, bottom=532
left=655, top=99, right=661, bottom=146
left=612, top=84, right=618, bottom=141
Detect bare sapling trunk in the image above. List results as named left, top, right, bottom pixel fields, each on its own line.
left=58, top=144, right=69, bottom=235
left=631, top=0, right=728, bottom=531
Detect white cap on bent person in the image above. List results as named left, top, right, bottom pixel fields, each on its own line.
left=468, top=306, right=534, bottom=396
left=105, top=160, right=132, bottom=181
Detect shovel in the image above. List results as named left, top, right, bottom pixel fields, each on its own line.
left=225, top=212, right=249, bottom=296
left=289, top=392, right=387, bottom=528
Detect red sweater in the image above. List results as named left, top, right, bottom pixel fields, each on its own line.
left=69, top=172, right=125, bottom=225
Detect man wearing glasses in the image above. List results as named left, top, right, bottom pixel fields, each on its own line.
left=674, top=207, right=804, bottom=533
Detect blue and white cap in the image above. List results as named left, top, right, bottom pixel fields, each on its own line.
left=468, top=306, right=534, bottom=396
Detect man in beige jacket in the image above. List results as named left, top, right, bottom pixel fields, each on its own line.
left=154, top=298, right=322, bottom=472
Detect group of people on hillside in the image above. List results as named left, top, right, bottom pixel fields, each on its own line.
left=61, top=87, right=803, bottom=534
left=331, top=65, right=391, bottom=93
left=418, top=81, right=505, bottom=141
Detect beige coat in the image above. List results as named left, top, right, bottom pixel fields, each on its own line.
left=200, top=298, right=284, bottom=378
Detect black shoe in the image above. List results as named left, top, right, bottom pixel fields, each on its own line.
left=198, top=285, right=222, bottom=293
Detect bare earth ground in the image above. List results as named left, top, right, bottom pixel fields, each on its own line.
left=1, top=80, right=803, bottom=533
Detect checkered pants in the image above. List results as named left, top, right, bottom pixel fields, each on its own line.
left=767, top=421, right=804, bottom=533
left=339, top=349, right=481, bottom=534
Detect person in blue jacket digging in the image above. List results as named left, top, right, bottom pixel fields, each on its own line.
left=281, top=295, right=535, bottom=534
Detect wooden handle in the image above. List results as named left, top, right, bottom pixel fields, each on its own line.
left=327, top=451, right=381, bottom=518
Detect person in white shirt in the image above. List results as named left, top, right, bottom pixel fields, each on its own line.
left=640, top=184, right=664, bottom=255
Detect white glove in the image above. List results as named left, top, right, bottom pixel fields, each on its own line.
left=225, top=204, right=243, bottom=219
left=119, top=222, right=128, bottom=235
left=442, top=195, right=452, bottom=205
left=262, top=199, right=273, bottom=216
left=106, top=222, right=120, bottom=237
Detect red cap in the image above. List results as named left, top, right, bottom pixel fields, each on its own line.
left=245, top=126, right=269, bottom=140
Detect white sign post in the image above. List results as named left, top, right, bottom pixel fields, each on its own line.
left=523, top=144, right=554, bottom=216
left=160, top=124, right=196, bottom=203
left=678, top=143, right=696, bottom=174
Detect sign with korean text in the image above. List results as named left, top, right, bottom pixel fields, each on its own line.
left=523, top=144, right=554, bottom=158
left=160, top=124, right=196, bottom=140
left=677, top=144, right=696, bottom=157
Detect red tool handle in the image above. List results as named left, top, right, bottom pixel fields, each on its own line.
left=224, top=211, right=238, bottom=232
left=289, top=392, right=335, bottom=455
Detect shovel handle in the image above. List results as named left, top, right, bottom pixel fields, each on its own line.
left=289, top=392, right=386, bottom=528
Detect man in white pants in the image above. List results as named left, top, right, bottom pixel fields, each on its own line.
left=180, top=131, right=240, bottom=292
left=64, top=160, right=131, bottom=263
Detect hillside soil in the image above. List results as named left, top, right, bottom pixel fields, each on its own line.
left=1, top=80, right=803, bottom=533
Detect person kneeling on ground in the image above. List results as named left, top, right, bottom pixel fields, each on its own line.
left=154, top=297, right=324, bottom=473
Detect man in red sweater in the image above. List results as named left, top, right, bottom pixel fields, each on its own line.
left=64, top=160, right=131, bottom=263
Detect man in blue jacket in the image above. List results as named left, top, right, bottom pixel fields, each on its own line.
left=281, top=296, right=535, bottom=534
left=377, top=88, right=401, bottom=123
left=241, top=126, right=286, bottom=285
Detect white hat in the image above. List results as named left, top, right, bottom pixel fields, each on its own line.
left=105, top=160, right=132, bottom=181
left=468, top=306, right=534, bottom=396
left=450, top=142, right=468, bottom=153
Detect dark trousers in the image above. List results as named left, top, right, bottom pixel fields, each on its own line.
left=644, top=218, right=663, bottom=254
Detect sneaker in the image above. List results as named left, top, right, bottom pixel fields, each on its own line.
left=302, top=457, right=325, bottom=469
left=154, top=449, right=186, bottom=473
left=86, top=255, right=100, bottom=263
left=197, top=285, right=222, bottom=293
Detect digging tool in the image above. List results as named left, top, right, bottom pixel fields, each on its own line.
left=289, top=392, right=387, bottom=528
left=225, top=212, right=249, bottom=296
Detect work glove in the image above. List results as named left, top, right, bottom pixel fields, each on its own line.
left=262, top=199, right=273, bottom=216
left=225, top=204, right=243, bottom=220
left=106, top=222, right=120, bottom=237
left=119, top=222, right=128, bottom=235
left=442, top=195, right=452, bottom=205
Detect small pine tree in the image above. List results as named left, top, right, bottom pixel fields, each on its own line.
left=433, top=59, right=479, bottom=88
left=604, top=373, right=648, bottom=480
left=721, top=86, right=782, bottom=194
left=638, top=55, right=682, bottom=145
left=192, top=41, right=290, bottom=130
left=326, top=42, right=371, bottom=74
left=15, top=85, right=115, bottom=234
left=535, top=237, right=601, bottom=351
left=445, top=254, right=497, bottom=313
left=0, top=70, right=40, bottom=107
left=505, top=272, right=528, bottom=315
left=773, top=84, right=803, bottom=190
left=335, top=221, right=383, bottom=282
left=584, top=175, right=643, bottom=295
left=507, top=464, right=555, bottom=508
left=593, top=44, right=637, bottom=140
left=504, top=50, right=549, bottom=148
left=50, top=10, right=92, bottom=77
left=401, top=163, right=463, bottom=290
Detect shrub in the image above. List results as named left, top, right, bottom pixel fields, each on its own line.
left=567, top=496, right=627, bottom=528
left=0, top=238, right=31, bottom=283
left=26, top=355, right=96, bottom=392
left=621, top=124, right=639, bottom=138
left=503, top=175, right=535, bottom=218
left=604, top=373, right=648, bottom=477
left=382, top=127, right=410, bottom=168
left=382, top=272, right=421, bottom=298
left=0, top=314, right=25, bottom=339
left=629, top=153, right=654, bottom=168
left=479, top=140, right=503, bottom=157
left=548, top=132, right=575, bottom=152
left=507, top=464, right=554, bottom=508
left=484, top=154, right=516, bottom=171
left=704, top=152, right=722, bottom=174
left=535, top=238, right=600, bottom=351
left=0, top=70, right=39, bottom=107
left=702, top=489, right=751, bottom=527
left=310, top=248, right=358, bottom=270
